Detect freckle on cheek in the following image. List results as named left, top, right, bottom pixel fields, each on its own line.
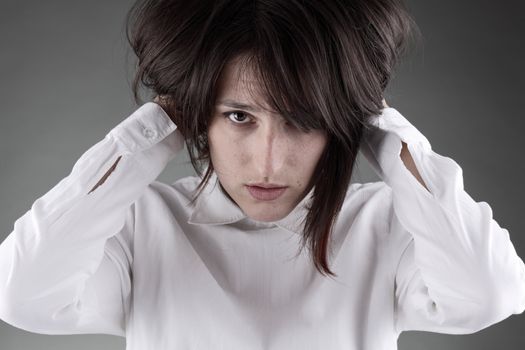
left=240, top=153, right=249, bottom=164
left=283, top=152, right=295, bottom=166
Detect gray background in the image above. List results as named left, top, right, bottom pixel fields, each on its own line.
left=0, top=0, right=524, bottom=349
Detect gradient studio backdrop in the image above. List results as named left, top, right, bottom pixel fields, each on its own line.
left=1, top=1, right=524, bottom=349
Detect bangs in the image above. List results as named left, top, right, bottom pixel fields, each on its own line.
left=233, top=50, right=328, bottom=133
left=215, top=2, right=346, bottom=134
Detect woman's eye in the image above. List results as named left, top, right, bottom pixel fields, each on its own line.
left=223, top=111, right=251, bottom=125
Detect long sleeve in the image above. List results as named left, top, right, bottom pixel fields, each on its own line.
left=360, top=107, right=525, bottom=334
left=0, top=102, right=184, bottom=337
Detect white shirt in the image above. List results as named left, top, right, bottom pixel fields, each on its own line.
left=0, top=102, right=524, bottom=350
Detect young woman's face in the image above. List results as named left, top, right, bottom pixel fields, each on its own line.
left=208, top=59, right=328, bottom=222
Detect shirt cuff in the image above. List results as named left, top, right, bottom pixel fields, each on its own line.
left=107, top=102, right=179, bottom=154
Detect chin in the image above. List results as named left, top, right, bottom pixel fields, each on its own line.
left=245, top=206, right=290, bottom=223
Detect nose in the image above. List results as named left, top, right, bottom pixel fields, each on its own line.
left=253, top=121, right=287, bottom=179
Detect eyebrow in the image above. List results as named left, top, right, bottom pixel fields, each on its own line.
left=216, top=99, right=262, bottom=113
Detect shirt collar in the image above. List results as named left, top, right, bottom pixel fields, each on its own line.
left=187, top=172, right=313, bottom=235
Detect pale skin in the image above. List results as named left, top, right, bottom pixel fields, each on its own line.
left=151, top=88, right=429, bottom=221
left=207, top=57, right=328, bottom=222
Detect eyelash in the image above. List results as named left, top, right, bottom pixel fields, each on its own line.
left=222, top=111, right=252, bottom=125
left=222, top=110, right=296, bottom=130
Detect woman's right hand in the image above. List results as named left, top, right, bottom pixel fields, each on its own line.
left=153, top=94, right=170, bottom=113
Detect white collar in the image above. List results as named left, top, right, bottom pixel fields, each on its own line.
left=187, top=172, right=313, bottom=235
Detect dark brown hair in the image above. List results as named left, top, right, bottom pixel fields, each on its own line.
left=125, top=0, right=421, bottom=277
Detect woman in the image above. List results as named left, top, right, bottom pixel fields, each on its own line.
left=0, top=0, right=524, bottom=349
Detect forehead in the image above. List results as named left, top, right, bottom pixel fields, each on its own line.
left=216, top=57, right=274, bottom=112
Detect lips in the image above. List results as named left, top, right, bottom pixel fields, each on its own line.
left=247, top=183, right=287, bottom=189
left=246, top=185, right=287, bottom=201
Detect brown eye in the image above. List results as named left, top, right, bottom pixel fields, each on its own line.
left=223, top=111, right=251, bottom=125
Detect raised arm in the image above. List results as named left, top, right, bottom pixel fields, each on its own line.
left=360, top=106, right=525, bottom=334
left=0, top=102, right=184, bottom=336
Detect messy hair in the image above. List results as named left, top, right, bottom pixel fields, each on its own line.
left=125, top=0, right=421, bottom=277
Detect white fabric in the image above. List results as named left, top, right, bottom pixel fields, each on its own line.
left=0, top=102, right=524, bottom=350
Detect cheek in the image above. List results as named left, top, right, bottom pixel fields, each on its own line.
left=209, top=132, right=247, bottom=169
left=297, top=135, right=326, bottom=167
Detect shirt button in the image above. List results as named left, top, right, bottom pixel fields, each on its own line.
left=142, top=127, right=157, bottom=139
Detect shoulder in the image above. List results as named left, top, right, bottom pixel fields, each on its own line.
left=349, top=181, right=414, bottom=262
left=334, top=180, right=394, bottom=235
left=341, top=181, right=412, bottom=268
left=346, top=180, right=392, bottom=203
left=132, top=175, right=203, bottom=216
left=344, top=180, right=393, bottom=220
left=140, top=175, right=200, bottom=198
